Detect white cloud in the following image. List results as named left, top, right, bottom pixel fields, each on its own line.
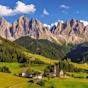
left=0, top=5, right=13, bottom=16
left=43, top=9, right=49, bottom=16
left=58, top=20, right=64, bottom=23
left=0, top=1, right=36, bottom=16
left=43, top=24, right=51, bottom=28
left=60, top=4, right=70, bottom=9
left=80, top=20, right=88, bottom=26
left=14, top=1, right=36, bottom=14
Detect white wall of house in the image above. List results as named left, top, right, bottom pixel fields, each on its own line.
left=22, top=72, right=26, bottom=77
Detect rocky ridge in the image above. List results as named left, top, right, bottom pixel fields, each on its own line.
left=0, top=16, right=88, bottom=44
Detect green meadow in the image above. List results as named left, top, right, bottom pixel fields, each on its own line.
left=44, top=78, right=88, bottom=88
left=0, top=72, right=88, bottom=88
left=0, top=62, right=88, bottom=88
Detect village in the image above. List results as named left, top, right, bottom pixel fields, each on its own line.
left=18, top=64, right=70, bottom=80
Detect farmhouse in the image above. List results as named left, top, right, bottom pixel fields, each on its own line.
left=19, top=70, right=43, bottom=79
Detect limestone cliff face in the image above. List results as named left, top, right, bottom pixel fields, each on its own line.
left=51, top=18, right=88, bottom=44
left=10, top=16, right=53, bottom=41
left=10, top=16, right=30, bottom=39
left=0, top=17, right=14, bottom=40
left=0, top=16, right=88, bottom=44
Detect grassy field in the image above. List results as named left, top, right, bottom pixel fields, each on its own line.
left=31, top=64, right=48, bottom=72
left=72, top=63, right=88, bottom=70
left=0, top=62, right=88, bottom=88
left=66, top=72, right=88, bottom=78
left=0, top=72, right=88, bottom=88
left=0, top=72, right=41, bottom=88
left=0, top=62, right=48, bottom=74
left=0, top=62, right=28, bottom=74
left=0, top=72, right=29, bottom=88
left=0, top=62, right=88, bottom=75
left=44, top=78, right=88, bottom=88
left=23, top=51, right=58, bottom=64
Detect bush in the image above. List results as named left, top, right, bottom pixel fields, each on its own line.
left=0, top=66, right=11, bottom=73
left=37, top=80, right=46, bottom=86
left=26, top=67, right=41, bottom=76
left=86, top=76, right=88, bottom=78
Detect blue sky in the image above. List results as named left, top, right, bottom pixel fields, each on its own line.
left=0, top=0, right=88, bottom=24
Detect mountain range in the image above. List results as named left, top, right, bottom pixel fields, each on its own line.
left=1, top=16, right=88, bottom=63
left=1, top=16, right=88, bottom=44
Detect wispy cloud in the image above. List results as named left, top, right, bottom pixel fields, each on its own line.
left=43, top=9, right=49, bottom=16
left=60, top=4, right=70, bottom=9
left=0, top=1, right=36, bottom=16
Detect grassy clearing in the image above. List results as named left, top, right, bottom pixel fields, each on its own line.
left=66, top=72, right=88, bottom=78
left=44, top=78, right=88, bottom=88
left=0, top=62, right=47, bottom=74
left=23, top=51, right=58, bottom=64
left=72, top=63, right=88, bottom=70
left=31, top=64, right=48, bottom=72
left=0, top=62, right=28, bottom=74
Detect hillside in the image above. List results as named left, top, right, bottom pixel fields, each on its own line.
left=15, top=36, right=73, bottom=60
left=0, top=37, right=28, bottom=62
left=0, top=72, right=29, bottom=88
left=66, top=42, right=88, bottom=63
left=15, top=36, right=88, bottom=63
left=0, top=37, right=58, bottom=64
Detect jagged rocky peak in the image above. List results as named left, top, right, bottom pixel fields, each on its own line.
left=0, top=16, right=88, bottom=44
left=0, top=16, right=4, bottom=24
left=18, top=15, right=30, bottom=25
left=17, top=15, right=30, bottom=28
left=51, top=21, right=64, bottom=34
left=84, top=25, right=88, bottom=34
left=10, top=16, right=51, bottom=40
left=0, top=16, right=13, bottom=40
left=70, top=18, right=77, bottom=27
left=50, top=18, right=87, bottom=35
left=65, top=20, right=70, bottom=25
left=11, top=16, right=30, bottom=39
left=30, top=18, right=50, bottom=33
left=49, top=19, right=88, bottom=44
left=76, top=21, right=84, bottom=34
left=30, top=18, right=43, bottom=30
left=51, top=25, right=57, bottom=33
left=62, top=20, right=71, bottom=35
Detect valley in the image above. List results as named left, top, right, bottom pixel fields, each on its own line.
left=0, top=1, right=88, bottom=87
